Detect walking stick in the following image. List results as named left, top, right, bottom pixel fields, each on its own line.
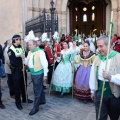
left=22, top=60, right=28, bottom=109
left=98, top=11, right=113, bottom=120
left=72, top=64, right=75, bottom=99
left=0, top=77, right=1, bottom=95
left=20, top=30, right=28, bottom=109
left=49, top=63, right=55, bottom=95
left=28, top=80, right=32, bottom=85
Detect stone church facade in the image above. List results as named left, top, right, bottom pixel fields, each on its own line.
left=0, top=0, right=120, bottom=45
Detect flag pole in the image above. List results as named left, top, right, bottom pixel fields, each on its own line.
left=72, top=64, right=74, bottom=99
left=49, top=63, right=55, bottom=95
left=98, top=11, right=113, bottom=120
left=20, top=25, right=28, bottom=109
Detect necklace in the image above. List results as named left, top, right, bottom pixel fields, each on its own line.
left=83, top=51, right=90, bottom=58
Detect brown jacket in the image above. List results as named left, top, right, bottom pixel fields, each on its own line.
left=27, top=50, right=43, bottom=72
left=4, top=47, right=11, bottom=74
left=94, top=51, right=120, bottom=98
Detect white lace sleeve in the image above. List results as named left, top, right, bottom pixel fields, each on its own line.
left=89, top=62, right=96, bottom=94
left=111, top=74, right=120, bottom=86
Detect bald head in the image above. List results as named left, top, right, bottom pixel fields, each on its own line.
left=28, top=40, right=37, bottom=51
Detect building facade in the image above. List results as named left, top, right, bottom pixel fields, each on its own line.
left=0, top=0, right=120, bottom=45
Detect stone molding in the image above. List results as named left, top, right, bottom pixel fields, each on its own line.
left=117, top=7, right=120, bottom=11
left=112, top=7, right=120, bottom=12
left=28, top=7, right=67, bottom=14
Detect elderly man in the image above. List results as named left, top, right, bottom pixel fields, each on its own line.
left=89, top=35, right=120, bottom=120
left=35, top=38, right=47, bottom=89
left=4, top=39, right=14, bottom=98
left=26, top=40, right=48, bottom=115
left=0, top=44, right=3, bottom=60
left=0, top=44, right=5, bottom=109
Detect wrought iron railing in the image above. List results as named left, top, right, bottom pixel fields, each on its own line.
left=25, top=11, right=58, bottom=35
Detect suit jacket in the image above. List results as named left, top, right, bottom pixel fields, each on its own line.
left=93, top=51, right=120, bottom=98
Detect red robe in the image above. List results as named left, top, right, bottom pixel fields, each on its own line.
left=112, top=37, right=117, bottom=43
left=113, top=42, right=120, bottom=53
left=61, top=37, right=65, bottom=42
left=54, top=42, right=61, bottom=57
left=60, top=43, right=64, bottom=50
left=45, top=45, right=54, bottom=65
left=67, top=36, right=71, bottom=43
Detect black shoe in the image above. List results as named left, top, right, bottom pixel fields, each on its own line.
left=10, top=95, right=15, bottom=99
left=29, top=108, right=39, bottom=116
left=83, top=99, right=87, bottom=104
left=43, top=85, right=46, bottom=89
left=61, top=92, right=64, bottom=98
left=0, top=103, right=5, bottom=109
left=22, top=99, right=33, bottom=103
left=16, top=104, right=23, bottom=110
left=39, top=102, right=46, bottom=105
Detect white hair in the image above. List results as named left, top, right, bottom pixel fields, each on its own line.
left=29, top=40, right=37, bottom=46
left=97, top=35, right=112, bottom=46
left=7, top=39, right=12, bottom=45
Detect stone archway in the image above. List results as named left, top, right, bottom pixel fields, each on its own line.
left=69, top=0, right=108, bottom=36
left=111, top=0, right=119, bottom=34
left=60, top=0, right=119, bottom=35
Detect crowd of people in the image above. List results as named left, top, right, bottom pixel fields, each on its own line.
left=0, top=31, right=120, bottom=119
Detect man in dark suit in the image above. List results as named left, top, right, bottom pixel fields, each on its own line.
left=0, top=44, right=5, bottom=109
left=0, top=44, right=3, bottom=60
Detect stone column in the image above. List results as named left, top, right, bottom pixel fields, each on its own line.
left=32, top=0, right=34, bottom=18
left=56, top=0, right=63, bottom=34
left=117, top=1, right=120, bottom=35
left=27, top=0, right=33, bottom=20
left=22, top=0, right=26, bottom=37
left=61, top=0, right=68, bottom=34
left=61, top=12, right=67, bottom=35
left=24, top=0, right=28, bottom=21
left=111, top=0, right=118, bottom=35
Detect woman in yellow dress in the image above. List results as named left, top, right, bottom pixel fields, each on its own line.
left=74, top=41, right=95, bottom=103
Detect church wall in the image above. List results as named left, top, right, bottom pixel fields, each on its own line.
left=27, top=0, right=120, bottom=36
left=0, top=0, right=22, bottom=46
left=61, top=0, right=120, bottom=36
left=27, top=0, right=33, bottom=21
left=118, top=0, right=120, bottom=35
left=0, top=0, right=120, bottom=45
left=106, top=0, right=111, bottom=34
left=111, top=0, right=118, bottom=35
left=66, top=7, right=70, bottom=35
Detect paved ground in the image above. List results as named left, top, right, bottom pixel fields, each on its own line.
left=0, top=73, right=96, bottom=120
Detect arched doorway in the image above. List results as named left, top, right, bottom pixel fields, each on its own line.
left=68, top=0, right=108, bottom=36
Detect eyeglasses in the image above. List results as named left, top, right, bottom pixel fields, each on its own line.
left=16, top=38, right=21, bottom=41
left=13, top=38, right=21, bottom=41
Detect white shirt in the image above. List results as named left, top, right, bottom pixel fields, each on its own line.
left=25, top=50, right=48, bottom=76
left=89, top=58, right=120, bottom=93
left=98, top=60, right=111, bottom=81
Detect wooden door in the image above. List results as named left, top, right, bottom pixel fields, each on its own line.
left=68, top=0, right=107, bottom=36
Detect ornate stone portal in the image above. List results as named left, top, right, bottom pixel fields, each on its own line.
left=68, top=0, right=107, bottom=36
left=0, top=0, right=119, bottom=45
